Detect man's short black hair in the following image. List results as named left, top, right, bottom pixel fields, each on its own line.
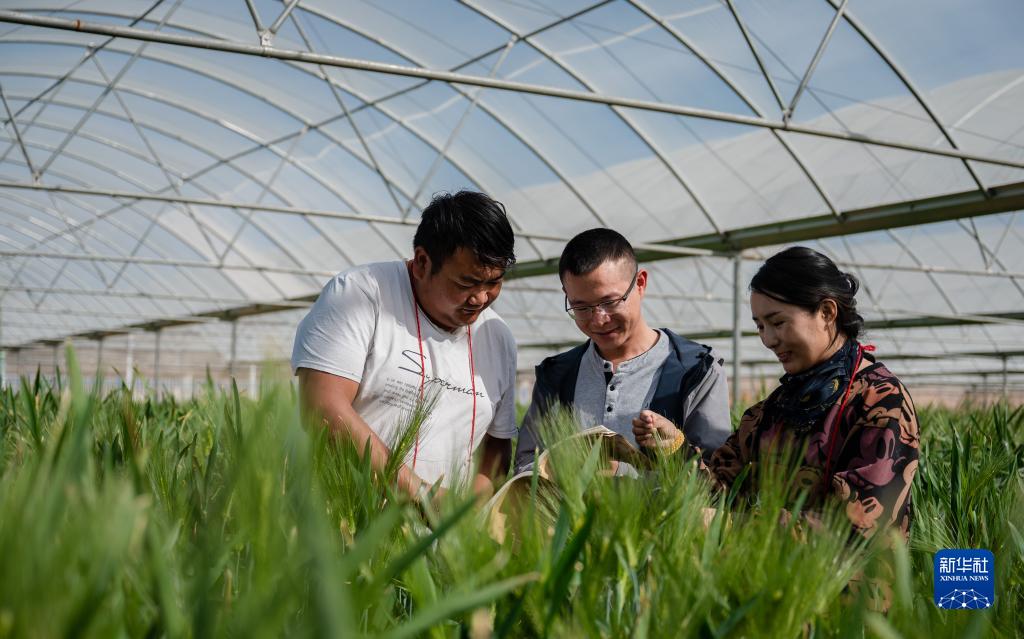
left=559, top=228, right=636, bottom=280
left=413, top=191, right=516, bottom=273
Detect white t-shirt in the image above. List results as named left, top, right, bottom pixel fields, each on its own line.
left=291, top=260, right=517, bottom=486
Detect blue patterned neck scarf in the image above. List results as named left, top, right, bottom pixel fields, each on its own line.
left=770, top=338, right=859, bottom=435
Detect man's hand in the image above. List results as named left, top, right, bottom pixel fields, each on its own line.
left=299, top=368, right=426, bottom=501
left=478, top=434, right=511, bottom=484
left=410, top=477, right=448, bottom=518
left=597, top=460, right=620, bottom=477
left=471, top=474, right=495, bottom=502
left=631, top=409, right=682, bottom=449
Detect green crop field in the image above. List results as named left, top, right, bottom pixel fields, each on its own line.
left=0, top=349, right=1021, bottom=638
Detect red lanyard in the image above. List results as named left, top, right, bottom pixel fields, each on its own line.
left=821, top=343, right=875, bottom=493
left=408, top=265, right=478, bottom=471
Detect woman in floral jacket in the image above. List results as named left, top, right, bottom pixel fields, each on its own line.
left=634, top=246, right=919, bottom=540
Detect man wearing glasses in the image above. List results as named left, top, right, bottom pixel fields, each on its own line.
left=513, top=228, right=732, bottom=475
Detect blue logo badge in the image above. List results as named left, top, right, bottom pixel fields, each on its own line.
left=934, top=549, right=994, bottom=609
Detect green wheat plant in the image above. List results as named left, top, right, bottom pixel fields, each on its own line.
left=0, top=347, right=1021, bottom=638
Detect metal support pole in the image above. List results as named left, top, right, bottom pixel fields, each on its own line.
left=0, top=305, right=5, bottom=388
left=126, top=332, right=134, bottom=388
left=722, top=0, right=785, bottom=113
left=243, top=0, right=265, bottom=34
left=0, top=80, right=40, bottom=181
left=4, top=181, right=1024, bottom=277
left=96, top=336, right=104, bottom=391
left=784, top=0, right=849, bottom=123
left=732, top=254, right=743, bottom=407
left=153, top=328, right=161, bottom=397
left=0, top=249, right=337, bottom=278
left=0, top=220, right=717, bottom=263
left=401, top=37, right=517, bottom=220
left=176, top=346, right=183, bottom=399
left=268, top=0, right=301, bottom=36
left=52, top=342, right=59, bottom=382
left=229, top=319, right=238, bottom=380
left=1003, top=356, right=1009, bottom=400
left=248, top=363, right=257, bottom=399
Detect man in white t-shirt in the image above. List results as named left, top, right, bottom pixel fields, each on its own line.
left=292, top=191, right=517, bottom=502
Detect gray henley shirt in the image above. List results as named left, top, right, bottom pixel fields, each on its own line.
left=572, top=329, right=670, bottom=448
left=514, top=330, right=733, bottom=474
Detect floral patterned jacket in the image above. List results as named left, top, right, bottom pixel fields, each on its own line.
left=701, top=357, right=919, bottom=539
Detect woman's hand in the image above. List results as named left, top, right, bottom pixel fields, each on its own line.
left=702, top=507, right=718, bottom=530
left=631, top=409, right=682, bottom=449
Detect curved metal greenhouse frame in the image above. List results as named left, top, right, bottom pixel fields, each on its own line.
left=1, top=0, right=1023, bottom=399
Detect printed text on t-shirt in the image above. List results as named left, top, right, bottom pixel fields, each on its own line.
left=398, top=350, right=485, bottom=398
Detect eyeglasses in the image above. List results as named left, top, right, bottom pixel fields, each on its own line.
left=565, top=268, right=639, bottom=320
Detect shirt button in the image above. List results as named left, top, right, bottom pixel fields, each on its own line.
left=606, top=406, right=612, bottom=412
left=609, top=385, right=616, bottom=391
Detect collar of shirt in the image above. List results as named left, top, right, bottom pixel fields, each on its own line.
left=585, top=329, right=664, bottom=378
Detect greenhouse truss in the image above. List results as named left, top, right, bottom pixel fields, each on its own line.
left=0, top=0, right=1022, bottom=398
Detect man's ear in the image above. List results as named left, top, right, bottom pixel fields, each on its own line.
left=411, top=247, right=432, bottom=279
left=635, top=268, right=648, bottom=294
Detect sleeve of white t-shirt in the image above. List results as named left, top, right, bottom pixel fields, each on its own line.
left=290, top=270, right=379, bottom=382
left=486, top=327, right=518, bottom=440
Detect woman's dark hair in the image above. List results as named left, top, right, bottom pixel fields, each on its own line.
left=413, top=190, right=516, bottom=273
left=750, top=246, right=864, bottom=342
left=558, top=228, right=636, bottom=280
